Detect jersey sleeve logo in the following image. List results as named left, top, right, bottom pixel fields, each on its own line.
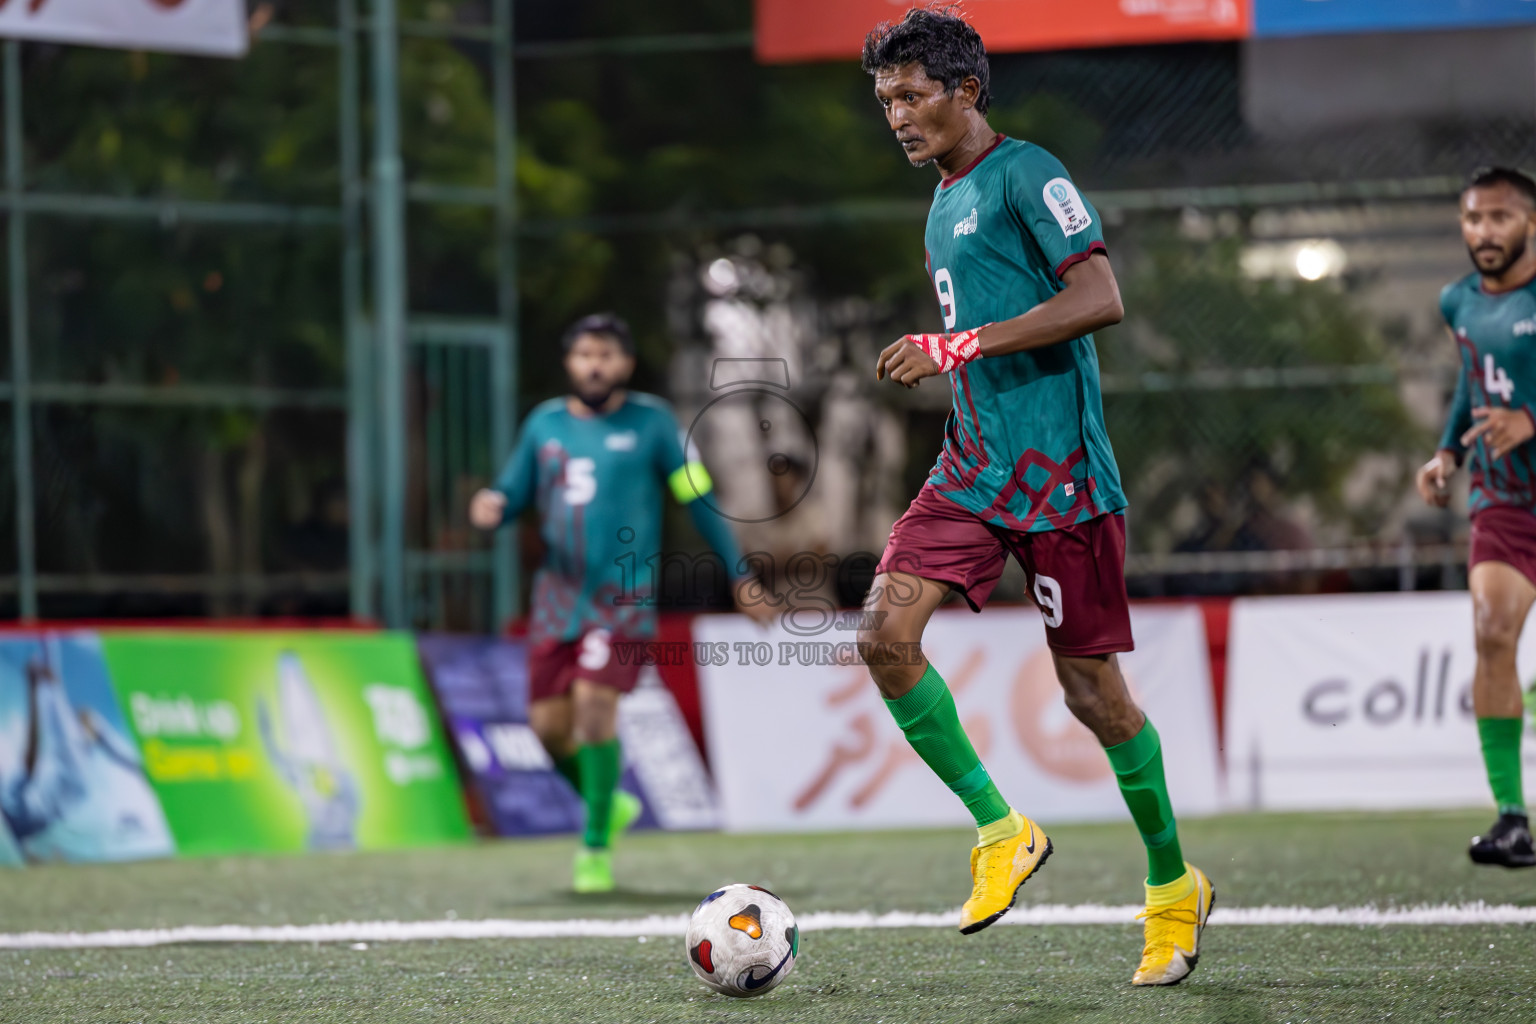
left=1043, top=177, right=1092, bottom=237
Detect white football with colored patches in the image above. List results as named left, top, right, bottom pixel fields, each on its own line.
left=684, top=882, right=799, bottom=997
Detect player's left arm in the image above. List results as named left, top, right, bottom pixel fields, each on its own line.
left=977, top=253, right=1123, bottom=357
left=652, top=409, right=775, bottom=625
left=878, top=155, right=1123, bottom=386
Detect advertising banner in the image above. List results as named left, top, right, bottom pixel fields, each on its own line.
left=755, top=1, right=1249, bottom=63
left=0, top=0, right=249, bottom=58
left=417, top=635, right=719, bottom=836
left=101, top=632, right=469, bottom=856
left=697, top=605, right=1220, bottom=832
left=0, top=633, right=174, bottom=863
left=1254, top=0, right=1536, bottom=38
left=1226, top=594, right=1536, bottom=812
left=0, top=817, right=20, bottom=866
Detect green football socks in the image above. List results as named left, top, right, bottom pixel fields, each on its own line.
left=884, top=662, right=1012, bottom=833
left=1478, top=717, right=1525, bottom=816
left=577, top=739, right=623, bottom=849
left=553, top=752, right=583, bottom=794
left=1105, top=719, right=1186, bottom=887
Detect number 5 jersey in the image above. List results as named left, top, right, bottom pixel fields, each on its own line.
left=1439, top=273, right=1536, bottom=513
left=921, top=134, right=1126, bottom=534
left=492, top=392, right=742, bottom=643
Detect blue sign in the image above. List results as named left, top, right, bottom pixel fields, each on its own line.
left=1256, top=0, right=1536, bottom=37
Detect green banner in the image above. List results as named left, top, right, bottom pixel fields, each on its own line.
left=101, top=632, right=469, bottom=856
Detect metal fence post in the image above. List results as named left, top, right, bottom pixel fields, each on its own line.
left=371, top=0, right=408, bottom=628
left=339, top=0, right=374, bottom=622
left=492, top=0, right=520, bottom=627
left=5, top=41, right=35, bottom=621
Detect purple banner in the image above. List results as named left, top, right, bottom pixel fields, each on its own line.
left=415, top=634, right=664, bottom=837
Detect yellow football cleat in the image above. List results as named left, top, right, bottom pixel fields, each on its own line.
left=1131, top=864, right=1215, bottom=986
left=958, top=812, right=1052, bottom=934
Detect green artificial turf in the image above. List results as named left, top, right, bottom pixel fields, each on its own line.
left=2, top=811, right=1534, bottom=1023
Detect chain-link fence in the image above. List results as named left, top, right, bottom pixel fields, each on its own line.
left=10, top=5, right=1532, bottom=624
left=3, top=1, right=520, bottom=627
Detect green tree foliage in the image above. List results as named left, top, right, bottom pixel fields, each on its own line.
left=1104, top=228, right=1422, bottom=552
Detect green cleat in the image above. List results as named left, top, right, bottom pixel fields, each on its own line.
left=573, top=847, right=614, bottom=893
left=608, top=789, right=643, bottom=846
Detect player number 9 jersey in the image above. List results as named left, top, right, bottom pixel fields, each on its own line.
left=920, top=135, right=1127, bottom=534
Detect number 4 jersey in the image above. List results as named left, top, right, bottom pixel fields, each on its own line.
left=1439, top=272, right=1536, bottom=513
left=922, top=134, right=1126, bottom=533
left=494, top=392, right=711, bottom=644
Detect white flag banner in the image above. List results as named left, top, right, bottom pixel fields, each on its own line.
left=696, top=605, right=1221, bottom=833
left=0, top=0, right=248, bottom=58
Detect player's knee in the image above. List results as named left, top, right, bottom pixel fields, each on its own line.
left=1473, top=597, right=1524, bottom=654
left=528, top=711, right=566, bottom=746
left=571, top=689, right=618, bottom=745
left=1475, top=620, right=1520, bottom=661
left=856, top=615, right=918, bottom=667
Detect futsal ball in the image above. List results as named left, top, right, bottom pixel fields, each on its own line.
left=684, top=883, right=799, bottom=997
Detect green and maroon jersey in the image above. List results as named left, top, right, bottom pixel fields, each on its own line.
left=494, top=392, right=732, bottom=643
left=1439, top=272, right=1536, bottom=514
left=921, top=134, right=1126, bottom=532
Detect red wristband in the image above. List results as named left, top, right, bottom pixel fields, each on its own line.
left=904, top=323, right=991, bottom=374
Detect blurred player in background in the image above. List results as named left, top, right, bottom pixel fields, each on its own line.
left=856, top=7, right=1213, bottom=986
left=471, top=313, right=769, bottom=892
left=1417, top=166, right=1536, bottom=868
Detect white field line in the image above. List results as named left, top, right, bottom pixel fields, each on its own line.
left=2, top=903, right=1535, bottom=950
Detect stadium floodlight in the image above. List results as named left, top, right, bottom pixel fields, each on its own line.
left=1294, top=240, right=1346, bottom=281
left=1240, top=239, right=1348, bottom=281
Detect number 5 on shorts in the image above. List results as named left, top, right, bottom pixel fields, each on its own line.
left=1032, top=574, right=1063, bottom=629
left=578, top=629, right=612, bottom=671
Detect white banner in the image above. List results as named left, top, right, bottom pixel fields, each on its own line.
left=697, top=605, right=1221, bottom=833
left=1226, top=593, right=1536, bottom=812
left=617, top=670, right=719, bottom=832
left=0, top=0, right=248, bottom=58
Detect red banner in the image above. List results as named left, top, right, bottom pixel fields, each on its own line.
left=756, top=1, right=1250, bottom=63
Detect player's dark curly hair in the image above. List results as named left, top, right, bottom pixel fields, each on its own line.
left=1467, top=166, right=1536, bottom=207
left=861, top=4, right=990, bottom=115
left=561, top=312, right=634, bottom=354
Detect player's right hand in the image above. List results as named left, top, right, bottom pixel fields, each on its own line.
left=469, top=488, right=507, bottom=530
left=1415, top=451, right=1456, bottom=508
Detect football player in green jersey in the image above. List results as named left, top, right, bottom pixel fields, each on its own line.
left=471, top=313, right=770, bottom=892
left=857, top=7, right=1212, bottom=986
left=1417, top=167, right=1536, bottom=868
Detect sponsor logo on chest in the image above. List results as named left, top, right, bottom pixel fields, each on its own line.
left=1514, top=316, right=1536, bottom=338
left=604, top=430, right=638, bottom=452
left=953, top=207, right=978, bottom=238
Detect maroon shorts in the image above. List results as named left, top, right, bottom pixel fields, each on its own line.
left=875, top=485, right=1134, bottom=656
left=1469, top=505, right=1536, bottom=588
left=527, top=629, right=644, bottom=702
